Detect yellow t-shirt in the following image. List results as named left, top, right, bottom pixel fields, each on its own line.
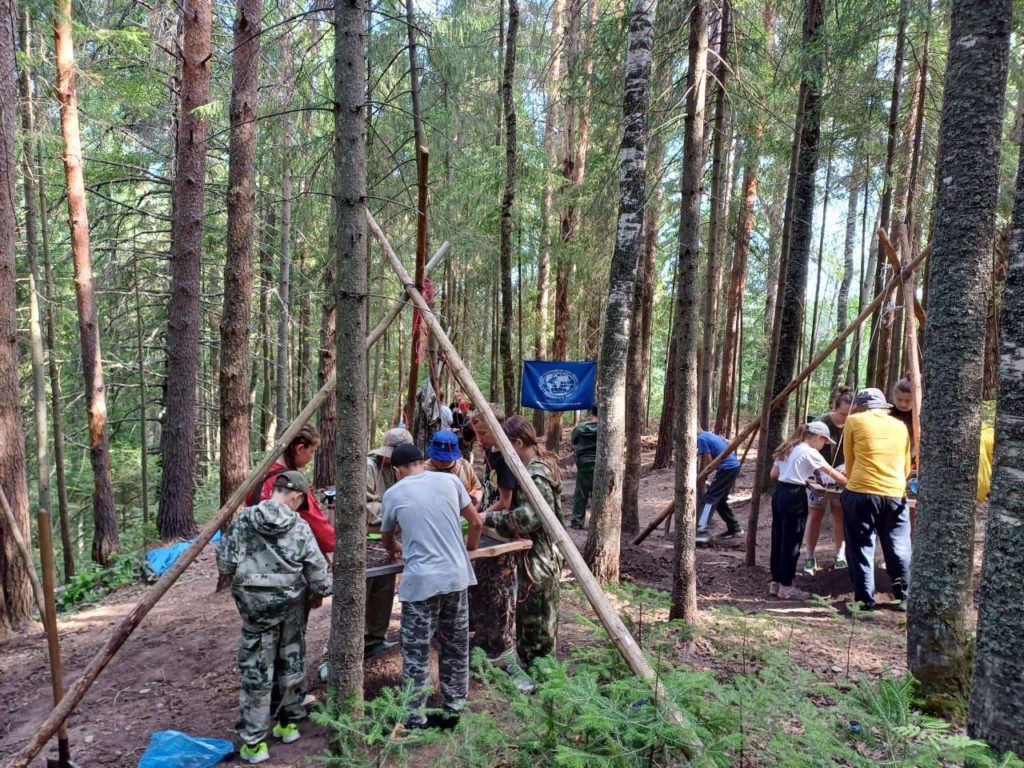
left=976, top=424, right=994, bottom=502
left=844, top=410, right=912, bottom=497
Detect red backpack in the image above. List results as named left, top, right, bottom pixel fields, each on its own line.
left=245, top=466, right=289, bottom=507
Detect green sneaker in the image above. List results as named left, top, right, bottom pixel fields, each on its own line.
left=272, top=722, right=301, bottom=744
left=833, top=555, right=848, bottom=569
left=802, top=555, right=817, bottom=575
left=240, top=741, right=269, bottom=764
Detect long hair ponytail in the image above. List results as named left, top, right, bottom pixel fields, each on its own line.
left=773, top=423, right=811, bottom=461
left=502, top=415, right=561, bottom=482
left=281, top=423, right=320, bottom=468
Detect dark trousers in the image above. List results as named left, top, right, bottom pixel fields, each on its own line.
left=770, top=482, right=809, bottom=587
left=365, top=574, right=398, bottom=646
left=841, top=490, right=911, bottom=608
left=697, top=466, right=741, bottom=533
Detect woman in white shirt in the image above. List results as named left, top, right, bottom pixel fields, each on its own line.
left=768, top=421, right=848, bottom=600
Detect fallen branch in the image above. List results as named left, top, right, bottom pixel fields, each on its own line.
left=632, top=244, right=931, bottom=546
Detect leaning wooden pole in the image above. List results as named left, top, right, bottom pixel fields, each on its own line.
left=368, top=211, right=698, bottom=745
left=633, top=244, right=931, bottom=546
left=5, top=242, right=448, bottom=768
left=404, top=145, right=430, bottom=426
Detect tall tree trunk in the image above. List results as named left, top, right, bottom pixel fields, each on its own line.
left=297, top=245, right=312, bottom=410
left=800, top=142, right=833, bottom=420
left=499, top=0, right=518, bottom=416
left=698, top=0, right=730, bottom=430
left=652, top=298, right=677, bottom=470
left=54, top=0, right=120, bottom=564
left=259, top=205, right=275, bottom=446
left=585, top=0, right=657, bottom=582
left=315, top=258, right=337, bottom=489
left=765, top=0, right=824, bottom=456
left=38, top=145, right=74, bottom=580
left=908, top=0, right=1010, bottom=716
left=831, top=161, right=859, bottom=393
left=533, top=0, right=563, bottom=436
left=275, top=20, right=294, bottom=428
left=868, top=0, right=907, bottom=390
left=220, top=0, right=260, bottom=505
left=328, top=0, right=368, bottom=705
left=669, top=0, right=708, bottom=622
left=716, top=144, right=756, bottom=435
left=968, top=76, right=1024, bottom=755
left=0, top=0, right=34, bottom=634
left=158, top=0, right=210, bottom=541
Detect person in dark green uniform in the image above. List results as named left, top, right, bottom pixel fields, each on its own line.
left=569, top=407, right=598, bottom=529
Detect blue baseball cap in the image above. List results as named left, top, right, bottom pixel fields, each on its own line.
left=427, top=430, right=462, bottom=462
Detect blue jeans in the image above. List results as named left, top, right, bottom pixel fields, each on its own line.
left=841, top=490, right=912, bottom=608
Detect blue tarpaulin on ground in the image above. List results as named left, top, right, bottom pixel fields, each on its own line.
left=521, top=360, right=597, bottom=411
left=138, top=730, right=233, bottom=768
left=143, top=532, right=222, bottom=582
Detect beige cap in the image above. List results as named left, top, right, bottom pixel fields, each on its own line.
left=370, top=428, right=414, bottom=458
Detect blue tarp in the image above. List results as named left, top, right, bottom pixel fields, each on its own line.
left=143, top=532, right=222, bottom=581
left=138, top=730, right=233, bottom=768
left=521, top=360, right=597, bottom=411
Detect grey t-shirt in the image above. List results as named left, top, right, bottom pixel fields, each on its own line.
left=380, top=471, right=477, bottom=602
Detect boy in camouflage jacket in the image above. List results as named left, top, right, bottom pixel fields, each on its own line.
left=217, top=470, right=331, bottom=764
left=485, top=417, right=564, bottom=667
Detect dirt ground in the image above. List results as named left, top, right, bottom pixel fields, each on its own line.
left=0, top=434, right=986, bottom=766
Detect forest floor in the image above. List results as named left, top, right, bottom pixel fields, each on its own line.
left=0, top=431, right=988, bottom=766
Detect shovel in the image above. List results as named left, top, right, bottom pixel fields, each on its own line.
left=47, top=735, right=80, bottom=768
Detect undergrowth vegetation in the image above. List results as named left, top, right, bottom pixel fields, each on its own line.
left=311, top=586, right=1022, bottom=768
left=54, top=553, right=138, bottom=613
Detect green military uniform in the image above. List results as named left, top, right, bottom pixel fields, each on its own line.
left=488, top=457, right=564, bottom=665
left=570, top=419, right=598, bottom=528
left=217, top=500, right=331, bottom=747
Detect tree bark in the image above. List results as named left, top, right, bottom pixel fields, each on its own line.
left=220, top=0, right=260, bottom=505
left=158, top=0, right=211, bottom=542
left=698, top=0, right=730, bottom=430
left=908, top=0, right=1010, bottom=717
left=0, top=0, right=34, bottom=634
left=259, top=205, right=275, bottom=447
left=315, top=261, right=338, bottom=489
left=499, top=0, right=518, bottom=416
left=800, top=141, right=833, bottom=421
left=765, top=0, right=824, bottom=456
left=328, top=0, right=368, bottom=705
left=652, top=333, right=676, bottom=470
left=968, top=70, right=1024, bottom=755
left=54, top=0, right=120, bottom=565
left=669, top=0, right=708, bottom=622
left=585, top=0, right=657, bottom=582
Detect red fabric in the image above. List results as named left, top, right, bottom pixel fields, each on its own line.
left=412, top=278, right=435, bottom=363
left=257, top=461, right=335, bottom=554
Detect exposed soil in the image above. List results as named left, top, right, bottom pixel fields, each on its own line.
left=0, top=432, right=986, bottom=766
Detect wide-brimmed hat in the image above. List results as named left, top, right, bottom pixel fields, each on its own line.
left=806, top=421, right=836, bottom=445
left=428, top=430, right=462, bottom=462
left=854, top=387, right=892, bottom=410
left=370, top=427, right=414, bottom=458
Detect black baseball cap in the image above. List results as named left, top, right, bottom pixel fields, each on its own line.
left=390, top=443, right=423, bottom=467
left=273, top=470, right=310, bottom=494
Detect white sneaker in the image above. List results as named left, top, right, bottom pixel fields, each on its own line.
left=768, top=581, right=780, bottom=596
left=777, top=585, right=810, bottom=601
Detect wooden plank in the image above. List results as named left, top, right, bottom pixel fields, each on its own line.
left=365, top=539, right=532, bottom=579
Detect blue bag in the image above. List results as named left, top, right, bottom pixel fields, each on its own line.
left=138, top=730, right=234, bottom=768
left=143, top=532, right=223, bottom=582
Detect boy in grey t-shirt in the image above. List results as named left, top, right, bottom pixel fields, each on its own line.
left=381, top=444, right=482, bottom=728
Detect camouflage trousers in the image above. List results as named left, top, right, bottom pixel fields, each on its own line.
left=469, top=555, right=516, bottom=656
left=401, top=589, right=469, bottom=724
left=517, top=578, right=560, bottom=667
left=236, top=598, right=308, bottom=746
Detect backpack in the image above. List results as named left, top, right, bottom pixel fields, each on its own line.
left=245, top=465, right=289, bottom=507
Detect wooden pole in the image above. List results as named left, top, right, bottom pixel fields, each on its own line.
left=367, top=211, right=698, bottom=746
left=404, top=145, right=430, bottom=426
left=632, top=244, right=931, bottom=546
left=4, top=245, right=448, bottom=768
left=881, top=229, right=926, bottom=324
left=897, top=225, right=922, bottom=459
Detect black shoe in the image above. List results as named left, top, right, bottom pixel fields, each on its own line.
left=717, top=528, right=745, bottom=540
left=427, top=711, right=460, bottom=730
left=364, top=641, right=397, bottom=660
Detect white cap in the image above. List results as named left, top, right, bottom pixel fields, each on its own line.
left=807, top=421, right=836, bottom=445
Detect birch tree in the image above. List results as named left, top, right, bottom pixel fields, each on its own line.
left=585, top=0, right=657, bottom=582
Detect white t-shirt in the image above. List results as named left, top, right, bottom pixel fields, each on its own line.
left=773, top=442, right=829, bottom=486
left=380, top=471, right=477, bottom=602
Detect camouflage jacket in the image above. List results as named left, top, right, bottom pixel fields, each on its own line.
left=217, top=500, right=331, bottom=628
left=489, top=457, right=564, bottom=587
left=366, top=457, right=400, bottom=525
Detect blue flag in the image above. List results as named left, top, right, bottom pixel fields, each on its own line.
left=521, top=360, right=597, bottom=411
